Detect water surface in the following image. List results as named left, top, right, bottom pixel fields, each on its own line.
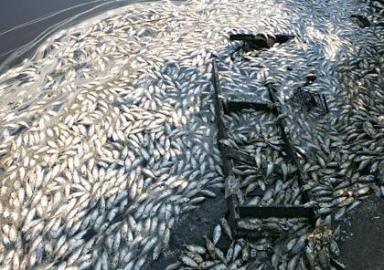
left=0, top=0, right=149, bottom=70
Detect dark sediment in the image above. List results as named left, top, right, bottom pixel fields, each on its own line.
left=144, top=188, right=227, bottom=270
left=339, top=196, right=384, bottom=270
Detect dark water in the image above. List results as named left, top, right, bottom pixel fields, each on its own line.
left=0, top=0, right=146, bottom=70
left=0, top=0, right=99, bottom=64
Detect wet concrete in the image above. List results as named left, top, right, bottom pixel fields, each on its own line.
left=339, top=196, right=384, bottom=270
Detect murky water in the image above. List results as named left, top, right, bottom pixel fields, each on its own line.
left=0, top=0, right=156, bottom=70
